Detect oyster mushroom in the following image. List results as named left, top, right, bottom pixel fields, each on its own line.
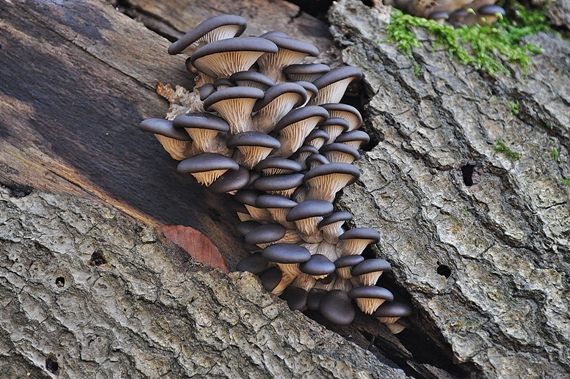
left=177, top=152, right=239, bottom=186
left=139, top=118, right=193, bottom=160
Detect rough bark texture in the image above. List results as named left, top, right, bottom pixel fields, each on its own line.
left=0, top=187, right=408, bottom=378
left=330, top=1, right=570, bottom=378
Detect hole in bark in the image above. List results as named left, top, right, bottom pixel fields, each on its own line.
left=55, top=277, right=65, bottom=287
left=437, top=264, right=451, bottom=278
left=45, top=357, right=59, bottom=374
left=362, top=0, right=375, bottom=6
left=286, top=0, right=334, bottom=18
left=461, top=164, right=475, bottom=186
left=4, top=183, right=33, bottom=198
left=88, top=251, right=107, bottom=266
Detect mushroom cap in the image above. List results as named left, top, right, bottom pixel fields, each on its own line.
left=286, top=199, right=334, bottom=221
left=191, top=37, right=278, bottom=77
left=334, top=130, right=370, bottom=144
left=167, top=14, right=248, bottom=55
left=348, top=286, right=394, bottom=301
left=253, top=157, right=303, bottom=173
left=305, top=153, right=330, bottom=168
left=319, top=143, right=360, bottom=160
left=259, top=31, right=288, bottom=38
left=203, top=86, right=265, bottom=111
left=263, top=35, right=319, bottom=57
left=372, top=301, right=413, bottom=318
left=253, top=82, right=308, bottom=112
left=319, top=117, right=350, bottom=131
left=197, top=83, right=216, bottom=100
left=319, top=290, right=355, bottom=325
left=139, top=118, right=191, bottom=140
left=236, top=220, right=261, bottom=236
left=236, top=252, right=269, bottom=274
left=245, top=223, right=286, bottom=245
left=318, top=211, right=353, bottom=228
left=272, top=106, right=329, bottom=134
left=303, top=162, right=361, bottom=184
left=262, top=243, right=311, bottom=263
left=253, top=173, right=304, bottom=192
left=280, top=286, right=309, bottom=310
left=428, top=11, right=450, bottom=20
left=305, top=129, right=330, bottom=144
left=259, top=266, right=283, bottom=292
left=351, top=258, right=392, bottom=276
left=234, top=189, right=265, bottom=206
left=334, top=255, right=365, bottom=268
left=229, top=71, right=276, bottom=88
left=312, top=66, right=363, bottom=89
left=283, top=63, right=331, bottom=76
left=320, top=103, right=363, bottom=129
left=339, top=227, right=381, bottom=243
left=295, top=81, right=319, bottom=99
left=173, top=112, right=230, bottom=132
left=213, top=78, right=235, bottom=89
left=306, top=288, right=328, bottom=311
left=255, top=194, right=297, bottom=209
left=207, top=165, right=250, bottom=194
left=300, top=254, right=336, bottom=276
left=177, top=153, right=239, bottom=174
left=227, top=131, right=281, bottom=148
left=477, top=4, right=506, bottom=15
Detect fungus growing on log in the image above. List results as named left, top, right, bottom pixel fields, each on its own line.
left=140, top=14, right=413, bottom=332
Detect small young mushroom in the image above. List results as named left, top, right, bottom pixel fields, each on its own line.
left=291, top=145, right=319, bottom=170
left=318, top=211, right=353, bottom=244
left=348, top=286, right=394, bottom=315
left=476, top=4, right=506, bottom=25
left=139, top=118, right=193, bottom=160
left=262, top=243, right=312, bottom=277
left=294, top=81, right=319, bottom=106
left=168, top=14, right=247, bottom=55
left=351, top=258, right=392, bottom=286
left=259, top=266, right=283, bottom=292
left=318, top=117, right=350, bottom=145
left=334, top=130, right=370, bottom=150
left=337, top=227, right=381, bottom=257
left=190, top=37, right=278, bottom=78
left=305, top=153, right=330, bottom=170
left=304, top=129, right=330, bottom=150
left=320, top=103, right=363, bottom=132
left=304, top=162, right=361, bottom=202
left=285, top=199, right=334, bottom=243
left=309, top=66, right=363, bottom=105
left=319, top=143, right=360, bottom=164
left=319, top=290, right=355, bottom=325
left=177, top=152, right=239, bottom=186
left=334, top=255, right=365, bottom=279
left=280, top=273, right=316, bottom=310
left=236, top=252, right=269, bottom=274
left=203, top=86, right=265, bottom=134
left=283, top=63, right=331, bottom=83
left=234, top=189, right=273, bottom=222
left=300, top=254, right=336, bottom=280
left=208, top=165, right=250, bottom=194
left=227, top=131, right=281, bottom=169
left=373, top=300, right=413, bottom=325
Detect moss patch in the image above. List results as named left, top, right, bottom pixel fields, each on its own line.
left=494, top=139, right=521, bottom=160
left=382, top=4, right=553, bottom=76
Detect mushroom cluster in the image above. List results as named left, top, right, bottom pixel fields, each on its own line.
left=140, top=14, right=412, bottom=330
left=381, top=0, right=506, bottom=26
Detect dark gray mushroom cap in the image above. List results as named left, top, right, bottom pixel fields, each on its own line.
left=229, top=71, right=275, bottom=87
left=283, top=63, right=331, bottom=76
left=227, top=131, right=281, bottom=148
left=253, top=173, right=304, bottom=191
left=177, top=153, right=239, bottom=174
left=168, top=15, right=247, bottom=55
left=262, top=243, right=311, bottom=263
left=280, top=286, right=308, bottom=311
left=259, top=267, right=282, bottom=292
left=295, top=81, right=319, bottom=97
left=253, top=82, right=308, bottom=112
left=294, top=145, right=319, bottom=156
left=305, top=129, right=330, bottom=143
left=320, top=103, right=363, bottom=127
left=428, top=11, right=449, bottom=20
left=255, top=194, right=297, bottom=209
left=286, top=199, right=334, bottom=221
left=318, top=211, right=353, bottom=228
left=334, top=255, right=365, bottom=268
left=319, top=290, right=355, bottom=325
left=313, top=66, right=363, bottom=89
left=335, top=130, right=370, bottom=144
left=303, top=162, right=361, bottom=183
left=253, top=157, right=303, bottom=173
left=305, top=154, right=330, bottom=167
left=234, top=189, right=265, bottom=206
left=236, top=252, right=269, bottom=274
left=348, top=286, right=394, bottom=301
left=208, top=166, right=250, bottom=194
left=339, top=227, right=381, bottom=243
left=191, top=36, right=278, bottom=63
left=173, top=112, right=230, bottom=132
left=372, top=301, right=413, bottom=318
left=477, top=5, right=506, bottom=16
left=236, top=220, right=261, bottom=236
left=319, top=117, right=350, bottom=131
left=139, top=118, right=191, bottom=141
left=214, top=78, right=235, bottom=89
left=259, top=31, right=288, bottom=39
left=300, top=254, right=336, bottom=276
left=197, top=83, right=216, bottom=100
left=263, top=35, right=319, bottom=57
left=351, top=258, right=392, bottom=276
left=306, top=288, right=328, bottom=311
left=272, top=106, right=329, bottom=134
left=203, top=86, right=265, bottom=111
left=245, top=223, right=286, bottom=245
left=319, top=143, right=361, bottom=160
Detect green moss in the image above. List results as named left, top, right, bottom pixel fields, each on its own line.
left=561, top=178, right=570, bottom=186
left=507, top=100, right=520, bottom=115
left=494, top=139, right=521, bottom=160
left=383, top=4, right=551, bottom=76
left=552, top=147, right=560, bottom=160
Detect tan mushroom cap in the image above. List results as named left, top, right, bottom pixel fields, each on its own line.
left=309, top=66, right=363, bottom=105
left=177, top=152, right=239, bottom=186
left=139, top=118, right=193, bottom=160
left=227, top=131, right=281, bottom=169
left=303, top=162, right=361, bottom=202
left=203, top=86, right=265, bottom=134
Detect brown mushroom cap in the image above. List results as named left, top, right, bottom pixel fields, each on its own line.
left=319, top=290, right=355, bottom=325
left=306, top=288, right=328, bottom=311
left=191, top=37, right=278, bottom=78
left=286, top=199, right=334, bottom=221
left=168, top=14, right=247, bottom=55
left=172, top=112, right=230, bottom=153
left=227, top=131, right=281, bottom=169
left=280, top=285, right=309, bottom=311
left=304, top=129, right=330, bottom=150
